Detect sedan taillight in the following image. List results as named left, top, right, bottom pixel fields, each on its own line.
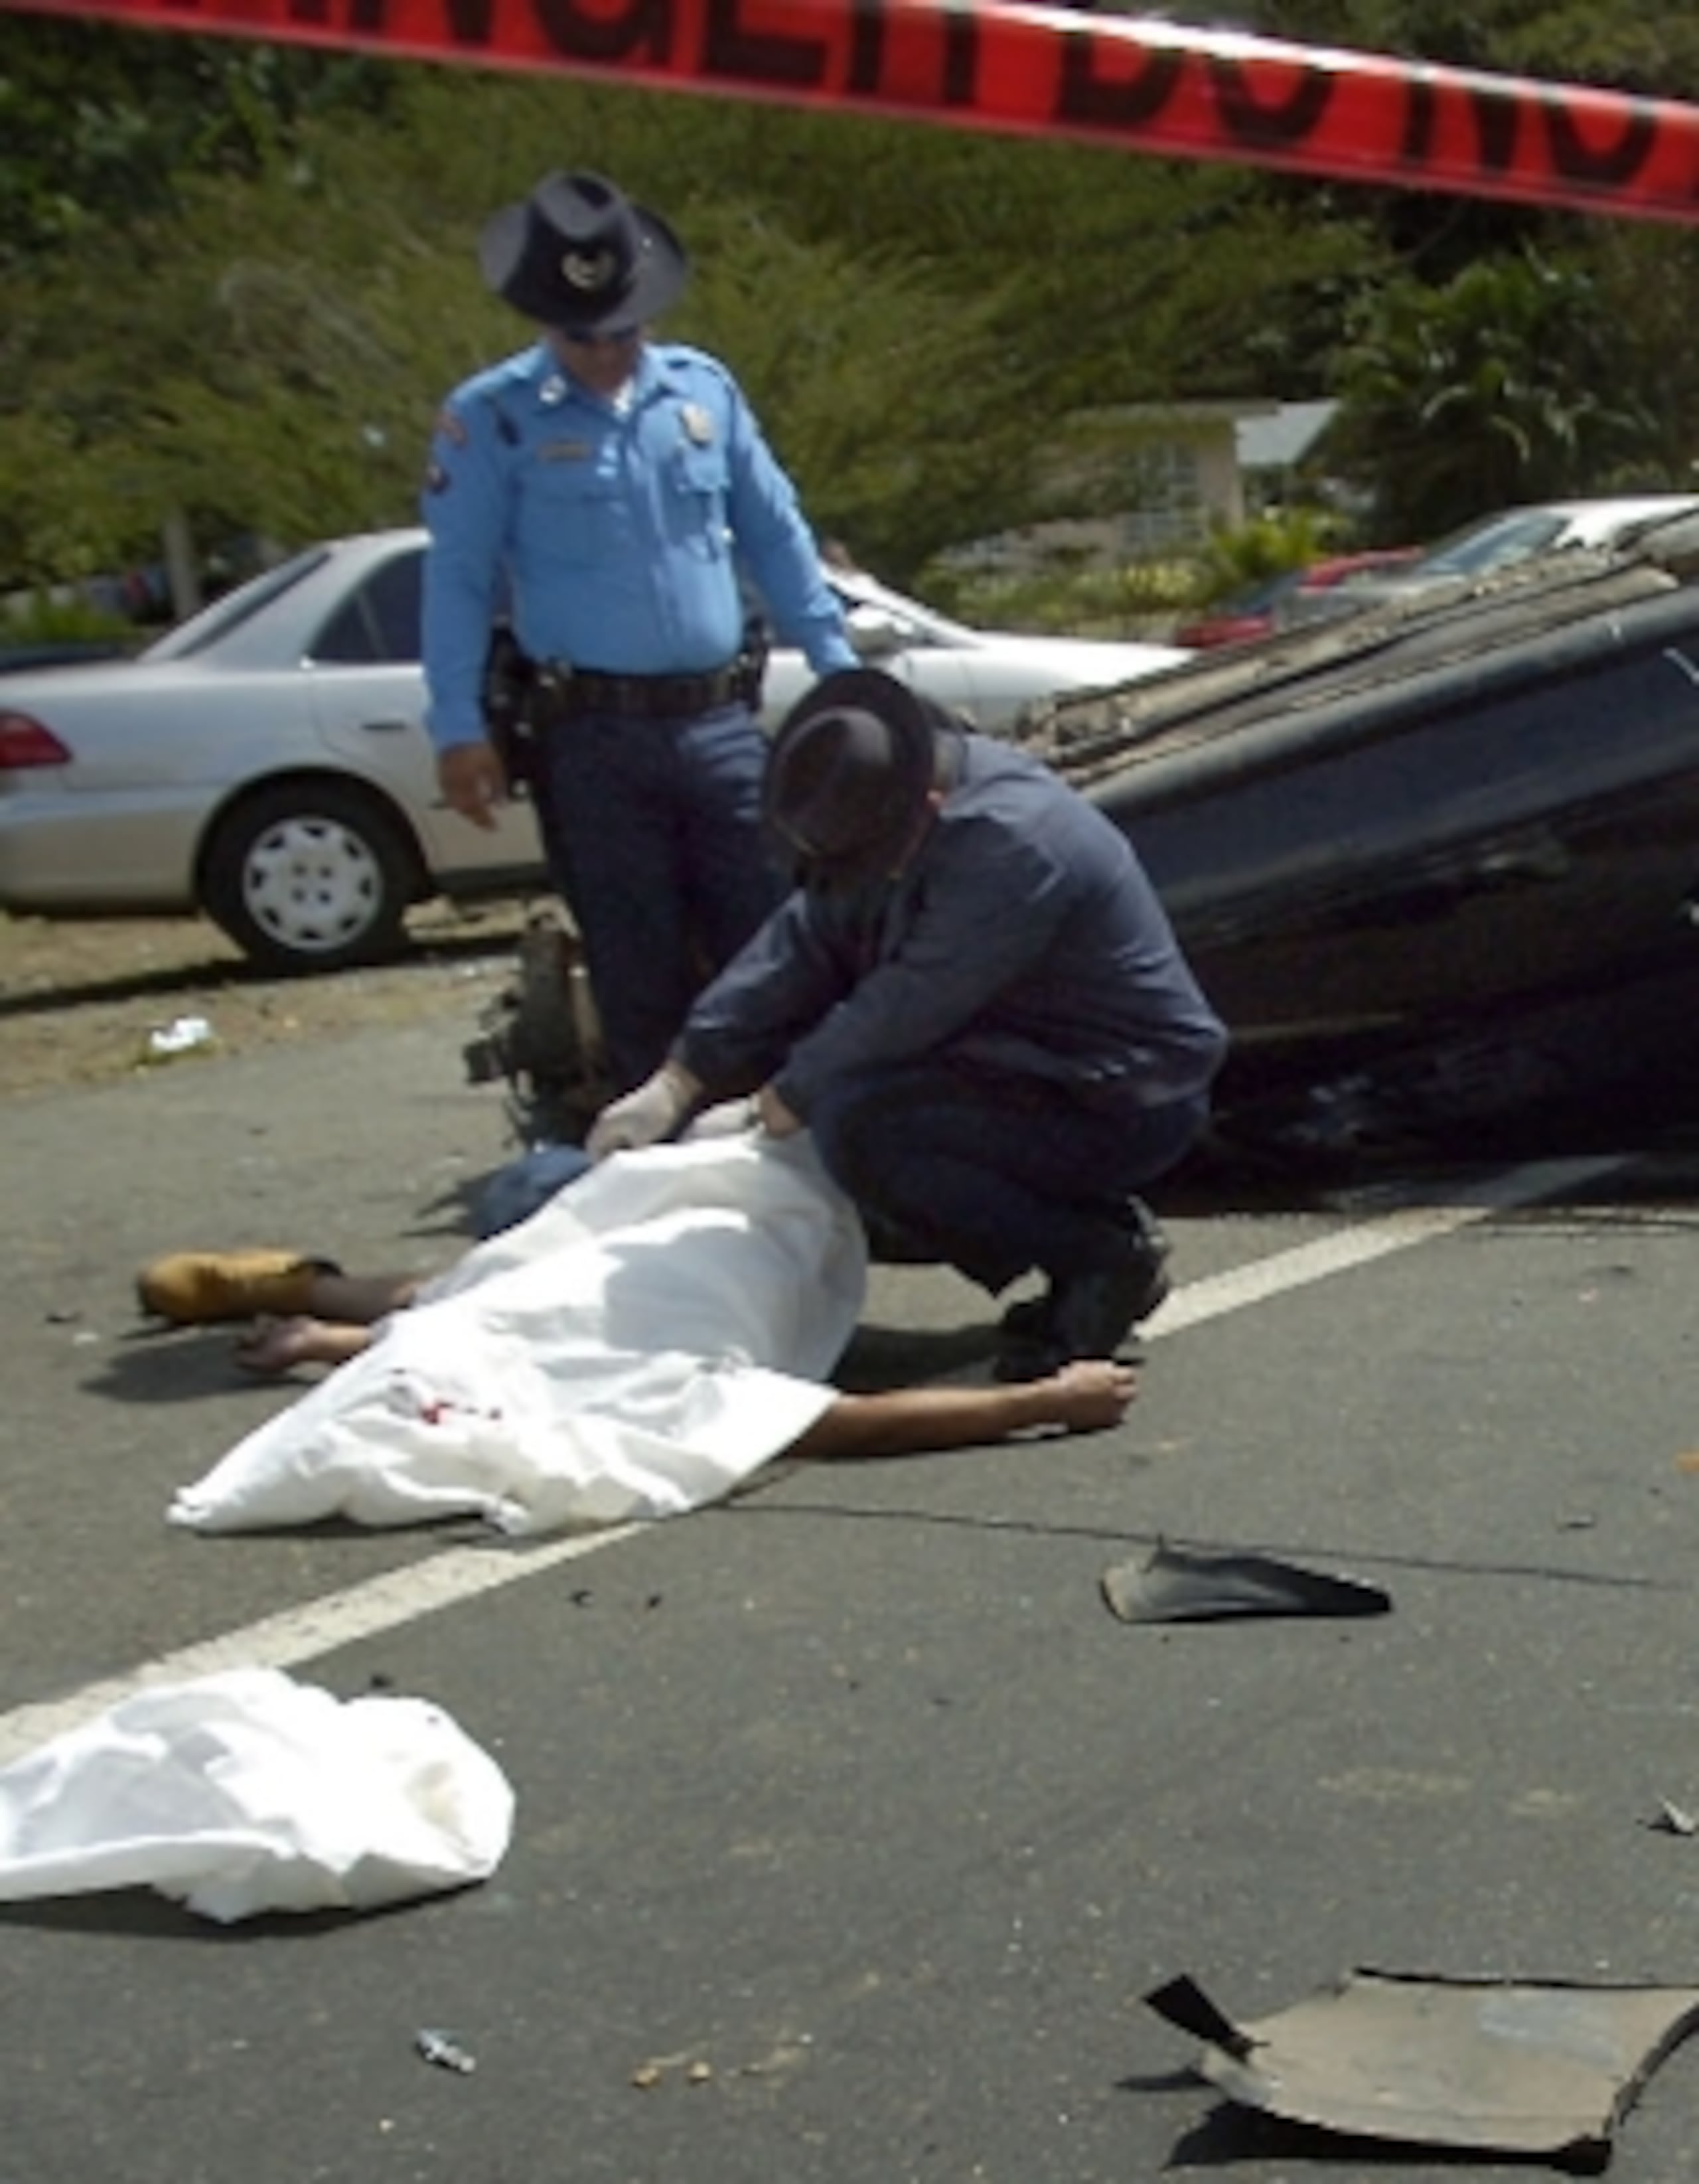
left=0, top=712, right=72, bottom=769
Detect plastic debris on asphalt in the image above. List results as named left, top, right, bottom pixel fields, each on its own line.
left=142, top=1014, right=216, bottom=1063
left=0, top=1668, right=514, bottom=1922
left=415, top=2029, right=477, bottom=2074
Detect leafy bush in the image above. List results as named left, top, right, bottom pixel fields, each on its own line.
left=917, top=557, right=1197, bottom=639
left=1188, top=509, right=1345, bottom=604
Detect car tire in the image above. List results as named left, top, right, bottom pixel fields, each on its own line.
left=200, top=779, right=421, bottom=975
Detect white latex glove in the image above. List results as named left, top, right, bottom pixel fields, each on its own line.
left=585, top=1063, right=698, bottom=1161
left=685, top=1097, right=760, bottom=1141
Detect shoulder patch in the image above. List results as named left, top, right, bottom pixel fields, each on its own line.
left=652, top=341, right=735, bottom=396
left=434, top=406, right=469, bottom=449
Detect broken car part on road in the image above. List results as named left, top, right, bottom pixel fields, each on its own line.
left=1146, top=1967, right=1699, bottom=2167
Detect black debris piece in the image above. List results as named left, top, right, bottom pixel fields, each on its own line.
left=1102, top=1540, right=1391, bottom=1623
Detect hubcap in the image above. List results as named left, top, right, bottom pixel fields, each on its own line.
left=242, top=814, right=383, bottom=955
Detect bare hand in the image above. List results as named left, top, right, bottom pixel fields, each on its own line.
left=437, top=740, right=507, bottom=830
left=1047, top=1359, right=1138, bottom=1431
left=755, top=1084, right=804, bottom=1138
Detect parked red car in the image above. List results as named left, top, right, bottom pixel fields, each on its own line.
left=1175, top=549, right=1420, bottom=649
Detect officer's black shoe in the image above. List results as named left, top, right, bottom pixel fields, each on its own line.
left=992, top=1290, right=1057, bottom=1383
left=998, top=1291, right=1054, bottom=1344
left=1109, top=1194, right=1170, bottom=1310
left=859, top=1208, right=941, bottom=1266
left=993, top=1201, right=1171, bottom=1381
left=1047, top=1254, right=1163, bottom=1361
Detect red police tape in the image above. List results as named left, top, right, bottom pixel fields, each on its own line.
left=12, top=0, right=1699, bottom=226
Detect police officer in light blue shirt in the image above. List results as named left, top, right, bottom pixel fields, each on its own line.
left=421, top=170, right=856, bottom=1091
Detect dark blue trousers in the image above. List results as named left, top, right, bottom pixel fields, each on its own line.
left=808, top=1060, right=1208, bottom=1292
left=537, top=702, right=784, bottom=1092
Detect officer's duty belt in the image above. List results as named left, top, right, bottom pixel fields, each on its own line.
left=533, top=657, right=757, bottom=722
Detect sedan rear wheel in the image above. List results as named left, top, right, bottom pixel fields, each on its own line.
left=202, top=781, right=421, bottom=974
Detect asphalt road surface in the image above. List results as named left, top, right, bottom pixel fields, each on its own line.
left=4, top=1017, right=1699, bottom=2183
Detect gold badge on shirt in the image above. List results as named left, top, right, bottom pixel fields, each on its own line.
left=680, top=404, right=714, bottom=447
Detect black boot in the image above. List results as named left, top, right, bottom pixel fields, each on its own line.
left=994, top=1198, right=1170, bottom=1381
left=858, top=1206, right=942, bottom=1266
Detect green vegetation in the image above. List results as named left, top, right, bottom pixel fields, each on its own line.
left=1187, top=512, right=1348, bottom=605
left=921, top=558, right=1201, bottom=640
left=5, top=5, right=1699, bottom=615
left=0, top=592, right=136, bottom=644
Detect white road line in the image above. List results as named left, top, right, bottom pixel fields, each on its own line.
left=0, top=1528, right=638, bottom=1767
left=1144, top=1154, right=1622, bottom=1338
left=0, top=1152, right=1621, bottom=1765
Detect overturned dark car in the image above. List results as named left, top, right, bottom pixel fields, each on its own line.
left=1012, top=511, right=1699, bottom=1169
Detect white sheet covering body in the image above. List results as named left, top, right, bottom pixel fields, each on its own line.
left=170, top=1134, right=868, bottom=1537
left=0, top=1670, right=514, bottom=1922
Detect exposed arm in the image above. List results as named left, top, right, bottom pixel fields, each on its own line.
left=786, top=1360, right=1136, bottom=1462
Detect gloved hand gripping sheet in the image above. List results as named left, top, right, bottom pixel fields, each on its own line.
left=0, top=1669, right=514, bottom=1922
left=170, top=1135, right=867, bottom=1537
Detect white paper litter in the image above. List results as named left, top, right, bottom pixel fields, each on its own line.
left=170, top=1133, right=867, bottom=1537
left=0, top=1668, right=514, bottom=1922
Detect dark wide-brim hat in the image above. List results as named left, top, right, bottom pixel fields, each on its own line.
left=763, top=669, right=954, bottom=890
left=479, top=170, right=690, bottom=335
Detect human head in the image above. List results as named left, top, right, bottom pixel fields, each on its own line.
left=763, top=669, right=962, bottom=892
left=478, top=170, right=689, bottom=339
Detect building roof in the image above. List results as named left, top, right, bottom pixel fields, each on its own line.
left=1236, top=400, right=1339, bottom=469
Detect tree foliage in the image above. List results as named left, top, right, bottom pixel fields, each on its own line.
left=0, top=39, right=1364, bottom=586
left=5, top=7, right=1699, bottom=588
left=0, top=15, right=393, bottom=268
left=1327, top=249, right=1659, bottom=538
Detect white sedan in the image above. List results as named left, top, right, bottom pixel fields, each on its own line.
left=0, top=528, right=1185, bottom=974
left=1283, top=493, right=1699, bottom=625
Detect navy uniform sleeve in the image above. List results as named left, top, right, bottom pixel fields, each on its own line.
left=768, top=814, right=1073, bottom=1116
left=674, top=894, right=861, bottom=1093
left=420, top=383, right=514, bottom=752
